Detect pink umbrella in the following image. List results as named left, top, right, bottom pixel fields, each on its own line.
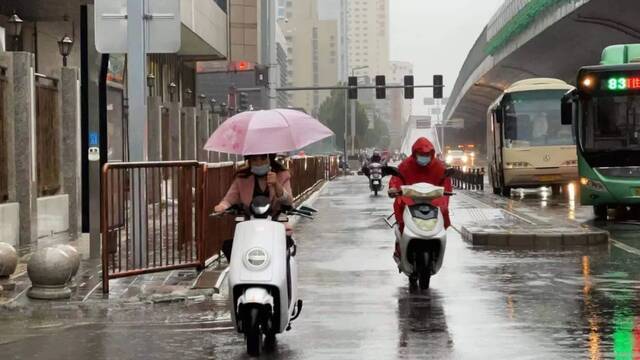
left=204, top=109, right=334, bottom=155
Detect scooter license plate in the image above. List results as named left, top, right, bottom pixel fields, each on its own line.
left=372, top=180, right=380, bottom=185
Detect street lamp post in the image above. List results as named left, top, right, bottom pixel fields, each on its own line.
left=7, top=12, right=24, bottom=51
left=349, top=66, right=368, bottom=158
left=146, top=73, right=155, bottom=93
left=168, top=82, right=177, bottom=102
left=57, top=35, right=74, bottom=67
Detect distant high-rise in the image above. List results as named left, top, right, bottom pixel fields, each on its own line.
left=389, top=61, right=414, bottom=148
left=280, top=0, right=340, bottom=114
left=347, top=0, right=390, bottom=78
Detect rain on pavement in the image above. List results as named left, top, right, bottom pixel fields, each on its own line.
left=3, top=176, right=640, bottom=359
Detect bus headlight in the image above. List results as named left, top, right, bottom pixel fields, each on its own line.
left=580, top=177, right=606, bottom=192
left=505, top=162, right=532, bottom=169
left=446, top=156, right=453, bottom=163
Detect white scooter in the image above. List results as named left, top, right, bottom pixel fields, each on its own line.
left=384, top=168, right=452, bottom=290
left=212, top=196, right=314, bottom=357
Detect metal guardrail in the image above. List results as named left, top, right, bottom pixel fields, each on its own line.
left=487, top=0, right=531, bottom=39
left=101, top=156, right=339, bottom=292
left=101, top=161, right=205, bottom=293
left=450, top=166, right=485, bottom=191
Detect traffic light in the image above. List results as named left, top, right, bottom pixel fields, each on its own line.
left=255, top=64, right=268, bottom=86
left=238, top=92, right=249, bottom=112
left=433, top=74, right=443, bottom=99
left=348, top=76, right=358, bottom=99
left=404, top=75, right=414, bottom=99
left=376, top=75, right=386, bottom=99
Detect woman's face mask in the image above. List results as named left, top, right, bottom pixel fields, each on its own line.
left=251, top=164, right=271, bottom=176
left=416, top=155, right=431, bottom=167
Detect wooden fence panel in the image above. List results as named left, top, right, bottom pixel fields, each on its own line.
left=36, top=83, right=60, bottom=196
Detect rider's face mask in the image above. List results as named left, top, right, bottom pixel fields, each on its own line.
left=251, top=164, right=271, bottom=177
left=416, top=155, right=431, bottom=167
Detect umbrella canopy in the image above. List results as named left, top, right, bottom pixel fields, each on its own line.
left=204, top=109, right=334, bottom=155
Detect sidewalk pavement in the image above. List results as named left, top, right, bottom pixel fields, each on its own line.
left=1, top=232, right=228, bottom=309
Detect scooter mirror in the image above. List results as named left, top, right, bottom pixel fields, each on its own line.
left=299, top=205, right=318, bottom=213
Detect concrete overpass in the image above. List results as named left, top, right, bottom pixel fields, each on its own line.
left=400, top=116, right=442, bottom=156
left=444, top=0, right=640, bottom=138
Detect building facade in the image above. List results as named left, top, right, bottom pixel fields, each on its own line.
left=389, top=61, right=414, bottom=148
left=280, top=0, right=339, bottom=115
left=347, top=0, right=390, bottom=79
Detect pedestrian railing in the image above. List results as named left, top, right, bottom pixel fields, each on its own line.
left=201, top=162, right=239, bottom=267
left=0, top=70, right=7, bottom=203
left=101, top=161, right=205, bottom=293
left=101, top=156, right=338, bottom=292
left=450, top=166, right=485, bottom=191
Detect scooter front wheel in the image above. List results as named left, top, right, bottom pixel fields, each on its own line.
left=245, top=307, right=263, bottom=357
left=416, top=252, right=431, bottom=290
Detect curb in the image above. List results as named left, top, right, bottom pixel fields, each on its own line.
left=459, top=225, right=609, bottom=248
left=213, top=267, right=230, bottom=294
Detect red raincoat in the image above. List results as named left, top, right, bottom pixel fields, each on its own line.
left=389, top=137, right=452, bottom=229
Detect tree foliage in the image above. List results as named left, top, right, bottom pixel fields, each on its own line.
left=317, top=86, right=389, bottom=150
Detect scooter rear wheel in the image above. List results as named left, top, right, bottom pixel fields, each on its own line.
left=245, top=307, right=263, bottom=357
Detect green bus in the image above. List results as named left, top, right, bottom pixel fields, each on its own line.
left=562, top=44, right=640, bottom=219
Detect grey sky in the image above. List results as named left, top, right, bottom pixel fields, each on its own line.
left=390, top=0, right=504, bottom=116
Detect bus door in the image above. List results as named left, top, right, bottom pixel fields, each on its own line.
left=493, top=106, right=507, bottom=187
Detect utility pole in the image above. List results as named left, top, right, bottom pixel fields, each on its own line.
left=127, top=0, right=148, bottom=267
left=261, top=0, right=278, bottom=109
left=350, top=66, right=368, bottom=157
left=344, top=90, right=348, bottom=172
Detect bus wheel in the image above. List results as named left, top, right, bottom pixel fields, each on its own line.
left=593, top=205, right=608, bottom=220
left=493, top=187, right=501, bottom=195
left=551, top=184, right=561, bottom=195
left=501, top=187, right=512, bottom=197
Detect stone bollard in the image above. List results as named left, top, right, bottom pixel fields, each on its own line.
left=0, top=243, right=18, bottom=291
left=27, top=247, right=74, bottom=300
left=54, top=244, right=80, bottom=286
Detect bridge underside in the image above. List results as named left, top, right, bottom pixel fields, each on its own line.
left=450, top=0, right=640, bottom=139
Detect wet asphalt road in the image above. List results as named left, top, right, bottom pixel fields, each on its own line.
left=4, top=176, right=640, bottom=359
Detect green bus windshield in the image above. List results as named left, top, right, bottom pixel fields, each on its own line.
left=581, top=94, right=640, bottom=152
left=502, top=90, right=574, bottom=148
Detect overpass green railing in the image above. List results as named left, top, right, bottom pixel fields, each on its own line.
left=485, top=0, right=574, bottom=55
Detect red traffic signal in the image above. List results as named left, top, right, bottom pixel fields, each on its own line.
left=433, top=75, right=443, bottom=99
left=376, top=75, right=386, bottom=99
left=404, top=75, right=414, bottom=99
left=348, top=76, right=358, bottom=99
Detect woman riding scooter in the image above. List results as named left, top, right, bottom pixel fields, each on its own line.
left=214, top=153, right=294, bottom=260
left=389, top=137, right=452, bottom=232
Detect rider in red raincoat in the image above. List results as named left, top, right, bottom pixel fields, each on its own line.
left=389, top=137, right=452, bottom=231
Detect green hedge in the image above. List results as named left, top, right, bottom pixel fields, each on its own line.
left=485, top=0, right=573, bottom=55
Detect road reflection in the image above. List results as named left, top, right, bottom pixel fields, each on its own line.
left=396, top=288, right=452, bottom=358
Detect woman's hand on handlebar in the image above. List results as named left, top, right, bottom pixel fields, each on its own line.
left=214, top=204, right=227, bottom=213
left=388, top=188, right=401, bottom=198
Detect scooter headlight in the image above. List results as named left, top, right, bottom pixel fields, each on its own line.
left=244, top=247, right=270, bottom=270
left=414, top=218, right=438, bottom=232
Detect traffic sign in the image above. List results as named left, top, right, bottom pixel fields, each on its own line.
left=95, top=0, right=181, bottom=54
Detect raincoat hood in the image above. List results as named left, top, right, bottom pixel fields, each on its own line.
left=411, top=137, right=435, bottom=157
